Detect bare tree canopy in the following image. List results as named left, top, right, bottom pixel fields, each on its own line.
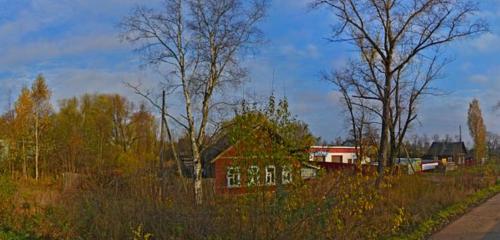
left=314, top=0, right=487, bottom=175
left=121, top=0, right=269, bottom=204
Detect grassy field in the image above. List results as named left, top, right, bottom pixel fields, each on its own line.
left=0, top=160, right=498, bottom=239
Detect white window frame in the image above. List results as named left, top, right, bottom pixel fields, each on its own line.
left=265, top=165, right=276, bottom=185
left=247, top=165, right=260, bottom=186
left=282, top=165, right=292, bottom=184
left=227, top=167, right=241, bottom=188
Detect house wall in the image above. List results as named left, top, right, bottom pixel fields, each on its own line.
left=214, top=146, right=291, bottom=194
left=214, top=147, right=249, bottom=194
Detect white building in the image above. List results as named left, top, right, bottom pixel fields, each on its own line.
left=309, top=146, right=370, bottom=164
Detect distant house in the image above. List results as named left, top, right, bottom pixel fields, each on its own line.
left=307, top=146, right=375, bottom=173
left=424, top=142, right=467, bottom=164
left=309, top=146, right=370, bottom=164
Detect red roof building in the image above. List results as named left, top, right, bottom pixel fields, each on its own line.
left=309, top=146, right=371, bottom=165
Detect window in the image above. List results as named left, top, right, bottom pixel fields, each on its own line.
left=265, top=165, right=276, bottom=185
left=227, top=167, right=240, bottom=188
left=313, top=155, right=326, bottom=162
left=301, top=168, right=316, bottom=179
left=247, top=166, right=260, bottom=186
left=282, top=166, right=292, bottom=184
left=331, top=155, right=342, bottom=163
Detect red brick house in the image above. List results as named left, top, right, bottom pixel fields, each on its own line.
left=201, top=126, right=302, bottom=194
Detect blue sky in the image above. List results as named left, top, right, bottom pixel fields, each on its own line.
left=0, top=0, right=499, bottom=145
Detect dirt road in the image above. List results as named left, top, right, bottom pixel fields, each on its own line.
left=430, top=193, right=500, bottom=240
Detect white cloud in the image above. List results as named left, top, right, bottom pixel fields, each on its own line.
left=45, top=68, right=160, bottom=102
left=469, top=74, right=489, bottom=83
left=273, top=0, right=311, bottom=9
left=470, top=33, right=500, bottom=52
left=0, top=0, right=154, bottom=68
left=0, top=34, right=129, bottom=68
left=279, top=43, right=321, bottom=59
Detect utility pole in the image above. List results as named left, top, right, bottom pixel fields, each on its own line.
left=158, top=90, right=166, bottom=199
left=459, top=125, right=462, bottom=143
left=162, top=99, right=187, bottom=192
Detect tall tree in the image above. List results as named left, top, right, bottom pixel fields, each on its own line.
left=54, top=97, right=84, bottom=173
left=130, top=103, right=157, bottom=163
left=121, top=0, right=268, bottom=204
left=486, top=132, right=500, bottom=157
left=13, top=87, right=34, bottom=179
left=313, top=0, right=487, bottom=176
left=467, top=99, right=487, bottom=162
left=31, top=74, right=52, bottom=180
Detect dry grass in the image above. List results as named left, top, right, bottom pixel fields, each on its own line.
left=0, top=161, right=498, bottom=239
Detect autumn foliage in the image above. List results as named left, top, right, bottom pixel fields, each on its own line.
left=0, top=78, right=498, bottom=239
left=468, top=99, right=488, bottom=162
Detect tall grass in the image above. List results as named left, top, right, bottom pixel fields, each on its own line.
left=0, top=161, right=498, bottom=239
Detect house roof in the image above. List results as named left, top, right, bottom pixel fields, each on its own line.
left=310, top=146, right=358, bottom=154
left=425, top=142, right=467, bottom=157
left=205, top=122, right=310, bottom=164
left=206, top=124, right=282, bottom=164
left=202, top=135, right=232, bottom=164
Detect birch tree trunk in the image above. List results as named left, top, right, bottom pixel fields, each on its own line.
left=35, top=113, right=39, bottom=180
left=121, top=0, right=268, bottom=205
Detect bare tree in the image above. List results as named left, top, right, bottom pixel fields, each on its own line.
left=327, top=67, right=377, bottom=164
left=313, top=0, right=487, bottom=176
left=121, top=0, right=268, bottom=204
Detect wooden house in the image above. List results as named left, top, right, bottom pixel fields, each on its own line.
left=182, top=121, right=306, bottom=194
left=424, top=142, right=467, bottom=165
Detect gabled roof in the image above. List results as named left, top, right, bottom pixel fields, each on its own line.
left=206, top=124, right=281, bottom=164
left=205, top=122, right=309, bottom=164
left=202, top=135, right=232, bottom=164
left=425, top=142, right=467, bottom=157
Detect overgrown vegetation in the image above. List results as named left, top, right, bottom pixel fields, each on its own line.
left=0, top=78, right=499, bottom=239
left=0, top=159, right=498, bottom=239
left=0, top=1, right=496, bottom=238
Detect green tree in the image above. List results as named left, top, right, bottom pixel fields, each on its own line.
left=228, top=95, right=316, bottom=190
left=467, top=99, right=487, bottom=162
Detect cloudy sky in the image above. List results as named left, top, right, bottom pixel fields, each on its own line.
left=0, top=0, right=499, bottom=145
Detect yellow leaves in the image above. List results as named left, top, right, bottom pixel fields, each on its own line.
left=31, top=74, right=51, bottom=103
left=132, top=224, right=153, bottom=240
left=14, top=87, right=34, bottom=127
left=392, top=207, right=406, bottom=233
left=468, top=99, right=487, bottom=161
